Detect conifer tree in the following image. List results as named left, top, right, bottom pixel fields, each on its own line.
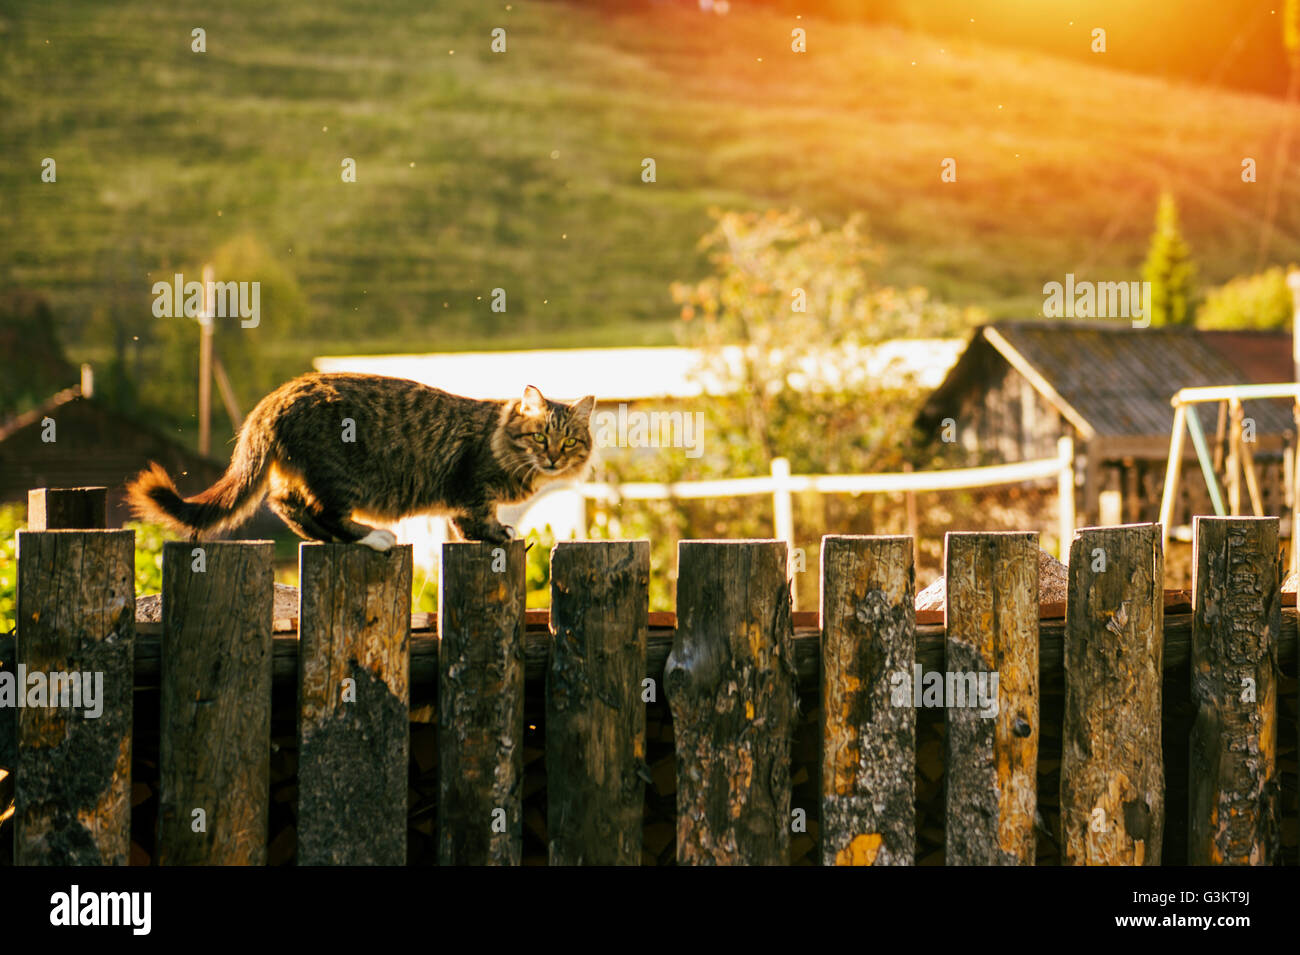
left=1142, top=192, right=1197, bottom=327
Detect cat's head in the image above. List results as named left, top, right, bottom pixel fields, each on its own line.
left=495, top=385, right=596, bottom=479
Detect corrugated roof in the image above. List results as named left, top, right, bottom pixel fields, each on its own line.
left=926, top=321, right=1295, bottom=439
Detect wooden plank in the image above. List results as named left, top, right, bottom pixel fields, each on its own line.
left=820, top=535, right=915, bottom=866
left=1061, top=523, right=1165, bottom=865
left=14, top=529, right=134, bottom=865
left=1158, top=404, right=1187, bottom=553
left=944, top=532, right=1039, bottom=865
left=131, top=594, right=1277, bottom=638
left=667, top=539, right=795, bottom=865
left=1227, top=401, right=1242, bottom=514
left=297, top=542, right=411, bottom=865
left=1189, top=516, right=1281, bottom=864
left=158, top=540, right=273, bottom=865
left=27, top=487, right=107, bottom=530
left=110, top=600, right=1300, bottom=702
left=438, top=540, right=526, bottom=866
left=107, top=604, right=1300, bottom=696
left=547, top=540, right=649, bottom=865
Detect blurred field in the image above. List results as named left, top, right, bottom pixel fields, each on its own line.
left=2, top=0, right=1300, bottom=372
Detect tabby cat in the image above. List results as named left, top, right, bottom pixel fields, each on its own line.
left=127, top=373, right=596, bottom=548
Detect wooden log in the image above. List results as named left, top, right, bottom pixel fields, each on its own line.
left=666, top=539, right=796, bottom=865
left=158, top=541, right=273, bottom=865
left=0, top=487, right=94, bottom=808
left=1188, top=516, right=1281, bottom=864
left=106, top=603, right=1300, bottom=697
left=438, top=540, right=526, bottom=866
left=547, top=540, right=649, bottom=865
left=1061, top=523, right=1165, bottom=865
left=297, top=542, right=411, bottom=865
left=27, top=487, right=107, bottom=531
left=944, top=532, right=1039, bottom=865
left=820, top=535, right=916, bottom=866
left=14, top=529, right=134, bottom=865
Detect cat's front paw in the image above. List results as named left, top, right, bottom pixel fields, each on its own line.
left=357, top=528, right=397, bottom=552
left=482, top=525, right=512, bottom=545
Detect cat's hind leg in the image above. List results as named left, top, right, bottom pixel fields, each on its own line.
left=269, top=488, right=337, bottom=543
left=269, top=488, right=395, bottom=550
left=317, top=510, right=397, bottom=552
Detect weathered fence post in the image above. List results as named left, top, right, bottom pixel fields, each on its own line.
left=1189, top=516, right=1280, bottom=864
left=944, top=531, right=1039, bottom=865
left=158, top=540, right=273, bottom=865
left=14, top=527, right=134, bottom=864
left=1061, top=523, right=1164, bottom=865
left=439, top=540, right=526, bottom=865
left=666, top=539, right=795, bottom=865
left=297, top=542, right=411, bottom=865
left=547, top=540, right=649, bottom=865
left=3, top=488, right=112, bottom=859
left=27, top=487, right=107, bottom=532
left=820, top=535, right=916, bottom=866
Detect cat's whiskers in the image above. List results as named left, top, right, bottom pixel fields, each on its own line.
left=506, top=456, right=538, bottom=488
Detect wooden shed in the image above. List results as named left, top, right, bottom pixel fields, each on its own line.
left=917, top=321, right=1297, bottom=535
left=0, top=383, right=228, bottom=529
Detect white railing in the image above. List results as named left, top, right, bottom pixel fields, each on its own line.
left=516, top=436, right=1077, bottom=561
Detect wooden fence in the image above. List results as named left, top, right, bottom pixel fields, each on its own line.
left=1, top=487, right=1293, bottom=865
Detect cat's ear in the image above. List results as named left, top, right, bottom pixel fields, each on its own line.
left=570, top=395, right=596, bottom=421
left=520, top=384, right=547, bottom=416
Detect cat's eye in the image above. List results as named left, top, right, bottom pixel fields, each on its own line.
left=531, top=433, right=546, bottom=444
left=563, top=438, right=577, bottom=448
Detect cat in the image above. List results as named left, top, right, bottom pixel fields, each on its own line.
left=127, top=372, right=596, bottom=549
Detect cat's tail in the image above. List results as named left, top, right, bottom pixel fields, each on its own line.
left=126, top=426, right=273, bottom=537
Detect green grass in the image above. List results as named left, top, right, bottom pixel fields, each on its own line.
left=3, top=0, right=1300, bottom=391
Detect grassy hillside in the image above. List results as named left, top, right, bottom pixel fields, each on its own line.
left=3, top=0, right=1300, bottom=389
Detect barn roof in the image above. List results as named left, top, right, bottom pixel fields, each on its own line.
left=0, top=386, right=226, bottom=518
left=920, top=321, right=1295, bottom=441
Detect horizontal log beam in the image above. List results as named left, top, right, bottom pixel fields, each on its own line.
left=128, top=589, right=1287, bottom=637
left=58, top=608, right=1298, bottom=698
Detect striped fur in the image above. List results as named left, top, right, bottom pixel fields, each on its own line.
left=127, top=373, right=595, bottom=546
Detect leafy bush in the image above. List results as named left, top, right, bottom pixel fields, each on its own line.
left=1197, top=266, right=1295, bottom=330
left=672, top=208, right=979, bottom=477
left=583, top=208, right=985, bottom=608
left=0, top=508, right=178, bottom=634
left=0, top=503, right=21, bottom=634
left=402, top=526, right=560, bottom=615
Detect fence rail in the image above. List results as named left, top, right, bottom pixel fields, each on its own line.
left=0, top=488, right=1290, bottom=866
left=519, top=437, right=1076, bottom=566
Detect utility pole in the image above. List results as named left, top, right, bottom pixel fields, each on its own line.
left=1288, top=269, right=1300, bottom=575
left=198, top=263, right=214, bottom=456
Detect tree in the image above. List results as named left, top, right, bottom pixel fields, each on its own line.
left=0, top=290, right=76, bottom=417
left=1197, top=266, right=1295, bottom=330
left=1142, top=192, right=1197, bottom=327
left=623, top=208, right=981, bottom=608
left=145, top=233, right=309, bottom=441
left=670, top=208, right=978, bottom=477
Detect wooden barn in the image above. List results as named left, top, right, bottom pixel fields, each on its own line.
left=917, top=321, right=1297, bottom=539
left=0, top=375, right=227, bottom=529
